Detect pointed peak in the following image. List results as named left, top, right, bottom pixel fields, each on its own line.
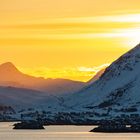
left=0, top=62, right=19, bottom=71
left=0, top=62, right=16, bottom=67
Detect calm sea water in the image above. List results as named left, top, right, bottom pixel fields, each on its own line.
left=0, top=122, right=140, bottom=140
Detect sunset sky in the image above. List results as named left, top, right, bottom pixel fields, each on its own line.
left=1, top=0, right=140, bottom=81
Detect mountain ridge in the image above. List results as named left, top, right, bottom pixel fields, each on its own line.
left=1, top=43, right=140, bottom=122
left=0, top=62, right=85, bottom=95
left=64, top=43, right=140, bottom=116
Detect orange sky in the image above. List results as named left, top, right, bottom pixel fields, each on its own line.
left=1, top=0, right=140, bottom=81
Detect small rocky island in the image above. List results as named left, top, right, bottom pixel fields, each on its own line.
left=13, top=111, right=45, bottom=129
left=90, top=119, right=140, bottom=133
left=13, top=121, right=45, bottom=129
left=90, top=125, right=140, bottom=133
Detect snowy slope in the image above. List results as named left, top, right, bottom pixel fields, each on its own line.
left=64, top=43, right=140, bottom=114
left=0, top=86, right=61, bottom=110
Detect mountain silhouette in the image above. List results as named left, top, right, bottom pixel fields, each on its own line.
left=0, top=62, right=85, bottom=95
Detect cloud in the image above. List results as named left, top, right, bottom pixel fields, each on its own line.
left=1, top=14, right=140, bottom=41
left=78, top=64, right=109, bottom=73
left=18, top=64, right=110, bottom=82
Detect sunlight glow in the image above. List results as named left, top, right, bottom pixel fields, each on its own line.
left=19, top=64, right=110, bottom=82
left=1, top=0, right=140, bottom=81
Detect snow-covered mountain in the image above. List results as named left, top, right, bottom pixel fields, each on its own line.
left=0, top=62, right=107, bottom=120
left=2, top=43, right=140, bottom=122
left=64, top=43, right=140, bottom=116
left=0, top=62, right=85, bottom=95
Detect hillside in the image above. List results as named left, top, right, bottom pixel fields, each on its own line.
left=63, top=43, right=140, bottom=118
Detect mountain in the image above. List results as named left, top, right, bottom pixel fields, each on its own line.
left=64, top=43, right=140, bottom=116
left=0, top=86, right=63, bottom=112
left=3, top=43, right=140, bottom=122
left=0, top=62, right=85, bottom=95
left=87, top=68, right=106, bottom=84
left=0, top=86, right=46, bottom=108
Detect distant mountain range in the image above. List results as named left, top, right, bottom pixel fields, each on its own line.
left=0, top=61, right=104, bottom=112
left=1, top=43, right=140, bottom=123
left=0, top=62, right=86, bottom=95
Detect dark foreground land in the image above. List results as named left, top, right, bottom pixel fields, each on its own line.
left=90, top=125, right=140, bottom=133
left=13, top=121, right=45, bottom=129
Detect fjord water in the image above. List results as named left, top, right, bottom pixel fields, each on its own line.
left=1, top=123, right=140, bottom=140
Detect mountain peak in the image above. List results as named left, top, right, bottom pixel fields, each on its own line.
left=1, top=62, right=15, bottom=66
left=0, top=62, right=19, bottom=72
